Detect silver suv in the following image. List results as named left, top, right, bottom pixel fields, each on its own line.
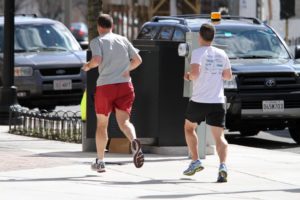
left=0, top=15, right=86, bottom=110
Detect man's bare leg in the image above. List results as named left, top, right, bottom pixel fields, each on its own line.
left=95, top=114, right=110, bottom=160
left=115, top=108, right=144, bottom=168
left=210, top=126, right=228, bottom=164
left=115, top=108, right=136, bottom=141
left=183, top=119, right=204, bottom=176
left=184, top=119, right=199, bottom=161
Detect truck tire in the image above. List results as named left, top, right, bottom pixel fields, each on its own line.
left=288, top=126, right=300, bottom=144
left=239, top=129, right=260, bottom=137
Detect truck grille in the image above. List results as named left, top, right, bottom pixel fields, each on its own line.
left=238, top=73, right=300, bottom=92
left=40, top=67, right=81, bottom=76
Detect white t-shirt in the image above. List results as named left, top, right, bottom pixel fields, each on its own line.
left=190, top=46, right=231, bottom=104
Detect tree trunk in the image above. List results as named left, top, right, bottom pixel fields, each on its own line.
left=88, top=0, right=102, bottom=42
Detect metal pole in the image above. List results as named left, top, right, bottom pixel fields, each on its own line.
left=0, top=0, right=18, bottom=124
left=3, top=0, right=14, bottom=88
left=285, top=18, right=289, bottom=43
left=170, top=0, right=177, bottom=16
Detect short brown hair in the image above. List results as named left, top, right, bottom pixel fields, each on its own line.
left=199, top=23, right=215, bottom=42
left=97, top=14, right=113, bottom=28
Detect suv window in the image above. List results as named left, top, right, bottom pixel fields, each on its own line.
left=157, top=26, right=174, bottom=40
left=137, top=25, right=160, bottom=40
left=172, top=28, right=185, bottom=41
left=1, top=23, right=81, bottom=53
left=214, top=27, right=289, bottom=59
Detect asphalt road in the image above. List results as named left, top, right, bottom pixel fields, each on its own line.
left=55, top=105, right=300, bottom=154
left=225, top=129, right=300, bottom=154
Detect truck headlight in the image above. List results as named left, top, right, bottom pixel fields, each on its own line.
left=178, top=43, right=190, bottom=57
left=14, top=67, right=33, bottom=77
left=224, top=75, right=237, bottom=89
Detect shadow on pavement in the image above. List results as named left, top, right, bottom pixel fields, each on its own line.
left=27, top=151, right=189, bottom=165
left=0, top=176, right=213, bottom=184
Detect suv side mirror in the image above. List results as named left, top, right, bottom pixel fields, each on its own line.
left=295, top=45, right=300, bottom=59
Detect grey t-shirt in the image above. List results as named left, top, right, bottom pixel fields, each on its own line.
left=89, top=32, right=139, bottom=86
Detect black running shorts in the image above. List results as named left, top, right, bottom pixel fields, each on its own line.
left=185, top=100, right=226, bottom=128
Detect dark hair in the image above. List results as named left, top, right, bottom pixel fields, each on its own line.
left=97, top=14, right=113, bottom=28
left=199, top=23, right=215, bottom=42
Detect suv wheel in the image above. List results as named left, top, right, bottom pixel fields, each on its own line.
left=239, top=129, right=260, bottom=137
left=288, top=126, right=300, bottom=144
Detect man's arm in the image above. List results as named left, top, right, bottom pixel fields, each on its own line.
left=222, top=54, right=232, bottom=80
left=82, top=55, right=102, bottom=71
left=184, top=63, right=200, bottom=81
left=123, top=53, right=142, bottom=77
left=129, top=54, right=142, bottom=71
left=222, top=68, right=232, bottom=80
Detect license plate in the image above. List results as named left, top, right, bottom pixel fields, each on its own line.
left=53, top=79, right=72, bottom=90
left=262, top=100, right=284, bottom=112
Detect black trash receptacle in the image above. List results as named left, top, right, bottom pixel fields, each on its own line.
left=83, top=40, right=188, bottom=151
left=130, top=40, right=188, bottom=146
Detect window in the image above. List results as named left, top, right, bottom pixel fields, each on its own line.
left=137, top=26, right=160, bottom=39
left=157, top=27, right=174, bottom=40
left=8, top=23, right=81, bottom=52
left=172, top=28, right=185, bottom=41
left=214, top=28, right=289, bottom=59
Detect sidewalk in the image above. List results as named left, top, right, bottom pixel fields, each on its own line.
left=0, top=125, right=299, bottom=200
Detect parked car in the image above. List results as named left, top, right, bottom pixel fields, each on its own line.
left=135, top=13, right=300, bottom=144
left=0, top=15, right=86, bottom=111
left=70, top=22, right=88, bottom=49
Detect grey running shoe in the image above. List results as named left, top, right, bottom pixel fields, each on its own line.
left=183, top=160, right=204, bottom=176
left=91, top=158, right=106, bottom=173
left=217, top=163, right=228, bottom=183
left=131, top=139, right=144, bottom=168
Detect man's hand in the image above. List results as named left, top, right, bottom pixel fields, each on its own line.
left=81, top=63, right=90, bottom=72
left=184, top=64, right=200, bottom=81
left=81, top=56, right=102, bottom=72
left=184, top=72, right=190, bottom=81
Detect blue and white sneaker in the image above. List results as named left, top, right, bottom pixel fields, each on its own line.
left=183, top=160, right=204, bottom=176
left=91, top=158, right=106, bottom=173
left=217, top=163, right=228, bottom=182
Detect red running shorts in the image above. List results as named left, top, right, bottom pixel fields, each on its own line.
left=94, top=82, right=135, bottom=116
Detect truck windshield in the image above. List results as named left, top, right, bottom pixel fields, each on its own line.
left=213, top=27, right=290, bottom=59
left=0, top=23, right=81, bottom=53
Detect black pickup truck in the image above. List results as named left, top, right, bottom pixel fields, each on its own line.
left=134, top=13, right=300, bottom=144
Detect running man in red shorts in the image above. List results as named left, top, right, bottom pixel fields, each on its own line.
left=82, top=14, right=144, bottom=172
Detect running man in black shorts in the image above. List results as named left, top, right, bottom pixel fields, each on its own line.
left=183, top=23, right=232, bottom=182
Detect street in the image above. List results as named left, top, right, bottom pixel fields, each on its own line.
left=226, top=129, right=300, bottom=154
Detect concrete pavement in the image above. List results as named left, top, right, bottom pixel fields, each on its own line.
left=0, top=125, right=300, bottom=200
